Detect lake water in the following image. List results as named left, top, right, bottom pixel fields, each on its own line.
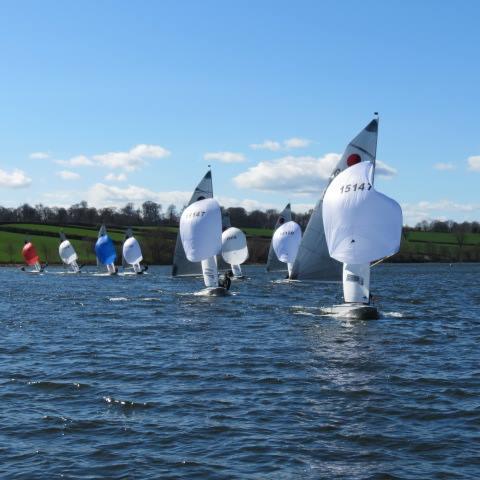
left=1, top=263, right=479, bottom=479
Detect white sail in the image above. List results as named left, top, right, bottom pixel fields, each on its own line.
left=180, top=198, right=222, bottom=262
left=266, top=203, right=292, bottom=272
left=272, top=221, right=302, bottom=275
left=123, top=236, right=143, bottom=273
left=59, top=240, right=78, bottom=265
left=322, top=161, right=402, bottom=264
left=290, top=117, right=379, bottom=280
left=343, top=263, right=370, bottom=303
left=172, top=170, right=213, bottom=276
left=221, top=227, right=248, bottom=273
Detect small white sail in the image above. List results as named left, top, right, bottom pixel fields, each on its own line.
left=180, top=198, right=222, bottom=288
left=59, top=239, right=80, bottom=273
left=322, top=161, right=402, bottom=264
left=221, top=227, right=248, bottom=277
left=272, top=221, right=302, bottom=276
left=266, top=203, right=292, bottom=272
left=123, top=236, right=143, bottom=273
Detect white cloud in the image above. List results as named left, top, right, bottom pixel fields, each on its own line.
left=56, top=170, right=80, bottom=180
left=250, top=137, right=311, bottom=151
left=93, top=144, right=170, bottom=171
left=105, top=173, right=127, bottom=182
left=29, top=152, right=50, bottom=159
left=86, top=183, right=191, bottom=208
left=204, top=151, right=246, bottom=163
left=401, top=200, right=480, bottom=226
left=233, top=153, right=340, bottom=193
left=434, top=162, right=455, bottom=171
left=376, top=160, right=397, bottom=178
left=467, top=156, right=480, bottom=171
left=0, top=168, right=32, bottom=188
left=250, top=140, right=282, bottom=151
left=234, top=154, right=397, bottom=193
left=56, top=155, right=94, bottom=167
left=283, top=137, right=311, bottom=149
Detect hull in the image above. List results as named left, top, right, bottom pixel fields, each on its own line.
left=194, top=287, right=229, bottom=297
left=323, top=303, right=379, bottom=320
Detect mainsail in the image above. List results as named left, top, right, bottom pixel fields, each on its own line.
left=266, top=203, right=292, bottom=272
left=290, top=117, right=379, bottom=280
left=172, top=170, right=213, bottom=276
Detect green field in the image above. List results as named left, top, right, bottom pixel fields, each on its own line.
left=2, top=223, right=480, bottom=264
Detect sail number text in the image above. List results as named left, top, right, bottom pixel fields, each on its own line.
left=339, top=183, right=372, bottom=194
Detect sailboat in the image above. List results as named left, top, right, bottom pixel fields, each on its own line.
left=58, top=232, right=81, bottom=273
left=122, top=228, right=147, bottom=274
left=21, top=240, right=46, bottom=273
left=172, top=170, right=213, bottom=277
left=290, top=116, right=379, bottom=280
left=266, top=203, right=292, bottom=272
left=271, top=221, right=302, bottom=278
left=322, top=158, right=402, bottom=319
left=221, top=227, right=249, bottom=278
left=94, top=224, right=117, bottom=275
left=179, top=197, right=229, bottom=296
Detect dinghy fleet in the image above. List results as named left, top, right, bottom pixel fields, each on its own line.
left=18, top=116, right=402, bottom=318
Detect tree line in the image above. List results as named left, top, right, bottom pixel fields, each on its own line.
left=0, top=201, right=312, bottom=229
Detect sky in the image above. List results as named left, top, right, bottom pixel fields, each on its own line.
left=0, top=0, right=479, bottom=225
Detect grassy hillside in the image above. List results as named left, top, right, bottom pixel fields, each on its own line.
left=2, top=223, right=480, bottom=265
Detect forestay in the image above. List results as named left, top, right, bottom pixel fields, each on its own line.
left=290, top=117, right=379, bottom=280
left=266, top=203, right=292, bottom=272
left=322, top=161, right=402, bottom=264
left=172, top=170, right=213, bottom=276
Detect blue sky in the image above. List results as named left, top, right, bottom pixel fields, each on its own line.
left=0, top=0, right=479, bottom=225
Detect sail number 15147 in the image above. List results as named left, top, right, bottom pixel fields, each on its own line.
left=340, top=183, right=372, bottom=194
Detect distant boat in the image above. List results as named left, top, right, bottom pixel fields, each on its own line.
left=266, top=203, right=292, bottom=272
left=58, top=232, right=81, bottom=273
left=122, top=228, right=147, bottom=274
left=95, top=224, right=117, bottom=275
left=221, top=227, right=249, bottom=278
left=272, top=221, right=302, bottom=278
left=21, top=240, right=45, bottom=273
left=290, top=116, right=379, bottom=280
left=172, top=170, right=213, bottom=277
left=179, top=198, right=229, bottom=296
left=322, top=160, right=402, bottom=319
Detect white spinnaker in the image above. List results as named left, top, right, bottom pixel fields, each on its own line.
left=266, top=203, right=292, bottom=272
left=322, top=161, right=402, bottom=264
left=180, top=198, right=222, bottom=262
left=290, top=117, right=379, bottom=280
left=221, top=228, right=248, bottom=265
left=172, top=170, right=213, bottom=276
left=123, top=237, right=143, bottom=265
left=272, top=221, right=302, bottom=275
left=59, top=240, right=78, bottom=265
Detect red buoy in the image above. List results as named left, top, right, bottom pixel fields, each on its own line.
left=22, top=242, right=40, bottom=265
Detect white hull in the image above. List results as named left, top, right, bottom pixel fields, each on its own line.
left=322, top=303, right=379, bottom=320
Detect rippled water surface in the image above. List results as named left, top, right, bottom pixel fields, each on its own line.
left=1, top=264, right=479, bottom=479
